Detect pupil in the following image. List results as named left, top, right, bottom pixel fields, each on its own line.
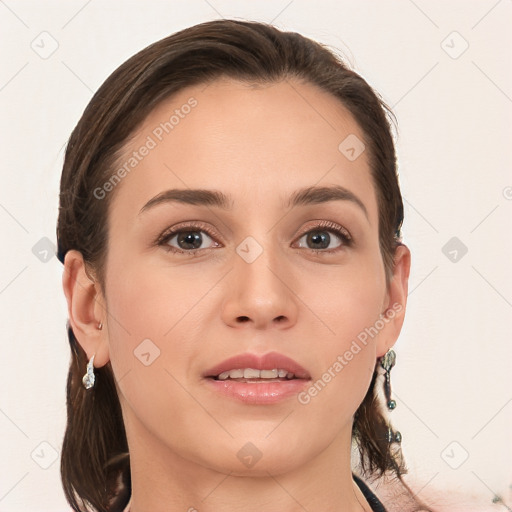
left=179, top=231, right=202, bottom=249
left=308, top=231, right=329, bottom=249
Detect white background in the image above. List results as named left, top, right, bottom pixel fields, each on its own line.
left=0, top=1, right=511, bottom=511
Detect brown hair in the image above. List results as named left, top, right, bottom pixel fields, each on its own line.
left=57, top=19, right=427, bottom=512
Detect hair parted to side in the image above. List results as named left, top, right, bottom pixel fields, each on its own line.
left=57, top=19, right=426, bottom=512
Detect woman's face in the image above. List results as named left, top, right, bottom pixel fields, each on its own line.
left=99, top=77, right=408, bottom=476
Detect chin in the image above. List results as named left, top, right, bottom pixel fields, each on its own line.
left=216, top=458, right=303, bottom=478
left=197, top=440, right=311, bottom=478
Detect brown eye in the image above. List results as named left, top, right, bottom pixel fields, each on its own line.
left=299, top=231, right=339, bottom=250
left=167, top=230, right=213, bottom=251
left=157, top=223, right=221, bottom=255
left=294, top=222, right=352, bottom=254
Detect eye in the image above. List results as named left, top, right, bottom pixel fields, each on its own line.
left=294, top=220, right=352, bottom=254
left=157, top=222, right=221, bottom=256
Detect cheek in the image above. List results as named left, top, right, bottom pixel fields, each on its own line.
left=103, top=266, right=213, bottom=453
left=297, top=251, right=386, bottom=344
left=294, top=289, right=380, bottom=438
left=105, top=253, right=213, bottom=347
left=293, top=256, right=385, bottom=416
left=102, top=255, right=219, bottom=410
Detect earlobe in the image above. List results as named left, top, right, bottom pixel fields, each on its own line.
left=376, top=243, right=411, bottom=357
left=62, top=250, right=110, bottom=367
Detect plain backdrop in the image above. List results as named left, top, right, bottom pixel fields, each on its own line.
left=0, top=1, right=511, bottom=511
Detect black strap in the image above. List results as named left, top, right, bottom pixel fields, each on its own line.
left=353, top=474, right=387, bottom=512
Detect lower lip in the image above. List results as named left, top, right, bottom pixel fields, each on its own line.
left=205, top=378, right=310, bottom=404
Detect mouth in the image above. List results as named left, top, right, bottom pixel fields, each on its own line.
left=203, top=351, right=311, bottom=381
left=202, top=352, right=311, bottom=404
left=209, top=367, right=302, bottom=383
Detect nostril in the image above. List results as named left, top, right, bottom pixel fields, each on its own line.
left=237, top=316, right=250, bottom=322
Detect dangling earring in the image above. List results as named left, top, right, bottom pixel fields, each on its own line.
left=82, top=322, right=102, bottom=389
left=387, top=427, right=402, bottom=444
left=82, top=354, right=96, bottom=389
left=380, top=349, right=402, bottom=444
left=380, top=348, right=397, bottom=410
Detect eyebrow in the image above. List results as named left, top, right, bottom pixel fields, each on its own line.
left=139, top=185, right=368, bottom=219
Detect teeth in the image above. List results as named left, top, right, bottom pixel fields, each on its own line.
left=244, top=368, right=260, bottom=379
left=216, top=368, right=296, bottom=380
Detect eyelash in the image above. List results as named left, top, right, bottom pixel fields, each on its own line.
left=156, top=220, right=353, bottom=257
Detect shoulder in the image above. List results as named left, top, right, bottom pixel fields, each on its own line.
left=414, top=488, right=505, bottom=512
left=356, top=474, right=503, bottom=512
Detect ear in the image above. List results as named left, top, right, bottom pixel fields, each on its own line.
left=376, top=243, right=411, bottom=358
left=62, top=249, right=110, bottom=367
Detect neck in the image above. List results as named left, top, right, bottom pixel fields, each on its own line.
left=123, top=413, right=372, bottom=512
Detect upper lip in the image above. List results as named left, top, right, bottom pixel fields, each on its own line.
left=203, top=351, right=311, bottom=380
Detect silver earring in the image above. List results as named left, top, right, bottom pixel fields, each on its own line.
left=380, top=348, right=397, bottom=410
left=380, top=349, right=402, bottom=444
left=82, top=354, right=96, bottom=389
left=98, top=322, right=103, bottom=330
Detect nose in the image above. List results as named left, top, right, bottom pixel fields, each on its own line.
left=220, top=239, right=299, bottom=330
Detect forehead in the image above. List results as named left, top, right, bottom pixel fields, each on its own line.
left=108, top=77, right=378, bottom=222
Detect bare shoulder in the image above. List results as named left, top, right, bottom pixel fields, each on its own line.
left=416, top=487, right=507, bottom=512
left=369, top=478, right=506, bottom=512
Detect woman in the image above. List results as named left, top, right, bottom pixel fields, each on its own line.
left=57, top=19, right=432, bottom=512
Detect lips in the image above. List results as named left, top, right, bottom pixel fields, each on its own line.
left=203, top=351, right=311, bottom=380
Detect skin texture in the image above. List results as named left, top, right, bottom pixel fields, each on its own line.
left=63, top=77, right=411, bottom=512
